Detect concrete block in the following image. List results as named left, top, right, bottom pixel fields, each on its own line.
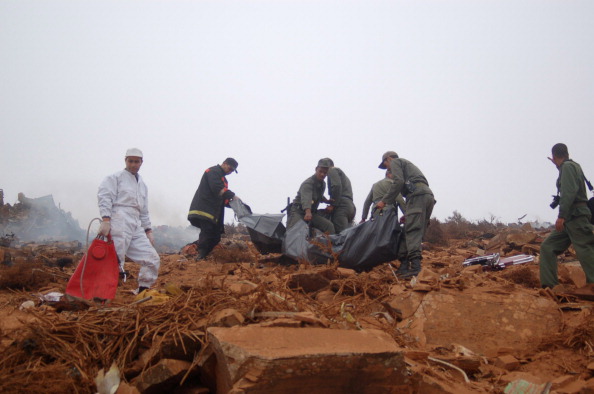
left=211, top=308, right=245, bottom=327
left=408, top=288, right=561, bottom=355
left=131, top=359, right=192, bottom=394
left=494, top=354, right=519, bottom=371
left=201, top=326, right=409, bottom=393
left=285, top=271, right=330, bottom=292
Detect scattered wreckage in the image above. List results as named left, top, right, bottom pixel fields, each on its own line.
left=462, top=253, right=534, bottom=271
left=2, top=191, right=594, bottom=393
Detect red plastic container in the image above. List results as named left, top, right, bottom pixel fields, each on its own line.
left=66, top=235, right=120, bottom=301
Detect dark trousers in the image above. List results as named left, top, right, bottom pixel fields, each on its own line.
left=189, top=218, right=222, bottom=258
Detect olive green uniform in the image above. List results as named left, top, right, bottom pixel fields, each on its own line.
left=540, top=159, right=594, bottom=288
left=361, top=177, right=405, bottom=221
left=287, top=174, right=335, bottom=234
left=327, top=167, right=356, bottom=233
left=384, top=158, right=435, bottom=263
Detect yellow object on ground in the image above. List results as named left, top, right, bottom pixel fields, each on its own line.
left=134, top=289, right=170, bottom=306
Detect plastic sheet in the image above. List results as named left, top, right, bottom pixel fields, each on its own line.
left=230, top=199, right=286, bottom=254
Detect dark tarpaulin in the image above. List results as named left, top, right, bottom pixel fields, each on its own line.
left=281, top=219, right=313, bottom=261
left=282, top=208, right=402, bottom=271
left=337, top=208, right=402, bottom=271
left=230, top=199, right=286, bottom=254
left=231, top=199, right=402, bottom=270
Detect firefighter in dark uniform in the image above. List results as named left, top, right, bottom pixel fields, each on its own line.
left=286, top=158, right=335, bottom=234
left=323, top=158, right=356, bottom=233
left=188, top=158, right=239, bottom=260
left=540, top=143, right=594, bottom=289
left=376, top=151, right=435, bottom=278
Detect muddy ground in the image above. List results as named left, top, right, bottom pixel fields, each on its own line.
left=0, top=226, right=593, bottom=393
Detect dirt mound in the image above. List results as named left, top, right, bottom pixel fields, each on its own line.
left=0, top=225, right=593, bottom=393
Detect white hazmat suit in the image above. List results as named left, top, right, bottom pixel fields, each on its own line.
left=98, top=170, right=160, bottom=288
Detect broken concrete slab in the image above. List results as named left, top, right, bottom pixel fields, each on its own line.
left=131, top=359, right=193, bottom=394
left=495, top=354, right=520, bottom=371
left=210, top=309, right=245, bottom=327
left=336, top=267, right=356, bottom=278
left=554, top=378, right=586, bottom=393
left=521, top=244, right=540, bottom=255
left=505, top=231, right=537, bottom=248
left=406, top=287, right=561, bottom=356
left=314, top=289, right=340, bottom=303
left=201, top=326, right=410, bottom=393
left=227, top=281, right=257, bottom=296
left=285, top=269, right=335, bottom=293
left=562, top=263, right=587, bottom=288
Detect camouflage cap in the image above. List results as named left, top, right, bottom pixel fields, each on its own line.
left=378, top=151, right=398, bottom=169
left=317, top=158, right=333, bottom=168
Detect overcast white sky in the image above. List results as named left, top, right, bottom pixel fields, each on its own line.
left=1, top=0, right=593, bottom=230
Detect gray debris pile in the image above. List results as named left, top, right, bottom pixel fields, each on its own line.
left=0, top=191, right=85, bottom=243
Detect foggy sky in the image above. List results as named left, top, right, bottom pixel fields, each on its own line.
left=1, top=1, right=593, bottom=231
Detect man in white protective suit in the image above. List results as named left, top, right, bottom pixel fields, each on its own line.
left=97, top=148, right=160, bottom=293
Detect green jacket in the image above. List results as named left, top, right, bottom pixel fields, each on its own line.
left=292, top=174, right=326, bottom=211
left=383, top=158, right=432, bottom=204
left=327, top=167, right=353, bottom=204
left=556, top=159, right=591, bottom=220
left=362, top=178, right=405, bottom=220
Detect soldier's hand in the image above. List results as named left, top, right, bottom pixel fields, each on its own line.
left=325, top=205, right=334, bottom=213
left=376, top=201, right=386, bottom=210
left=359, top=218, right=366, bottom=224
left=304, top=210, right=313, bottom=222
left=555, top=218, right=565, bottom=232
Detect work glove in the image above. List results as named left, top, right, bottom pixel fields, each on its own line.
left=98, top=220, right=111, bottom=236
left=146, top=230, right=155, bottom=246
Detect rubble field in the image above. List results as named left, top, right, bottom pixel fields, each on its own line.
left=0, top=222, right=593, bottom=394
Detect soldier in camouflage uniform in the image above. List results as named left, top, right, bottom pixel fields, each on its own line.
left=376, top=151, right=435, bottom=278
left=286, top=158, right=335, bottom=234
left=360, top=170, right=405, bottom=222
left=540, top=143, right=594, bottom=289
left=322, top=158, right=356, bottom=233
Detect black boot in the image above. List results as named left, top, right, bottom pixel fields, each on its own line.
left=195, top=249, right=208, bottom=261
left=402, top=259, right=421, bottom=278
left=396, top=259, right=410, bottom=277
